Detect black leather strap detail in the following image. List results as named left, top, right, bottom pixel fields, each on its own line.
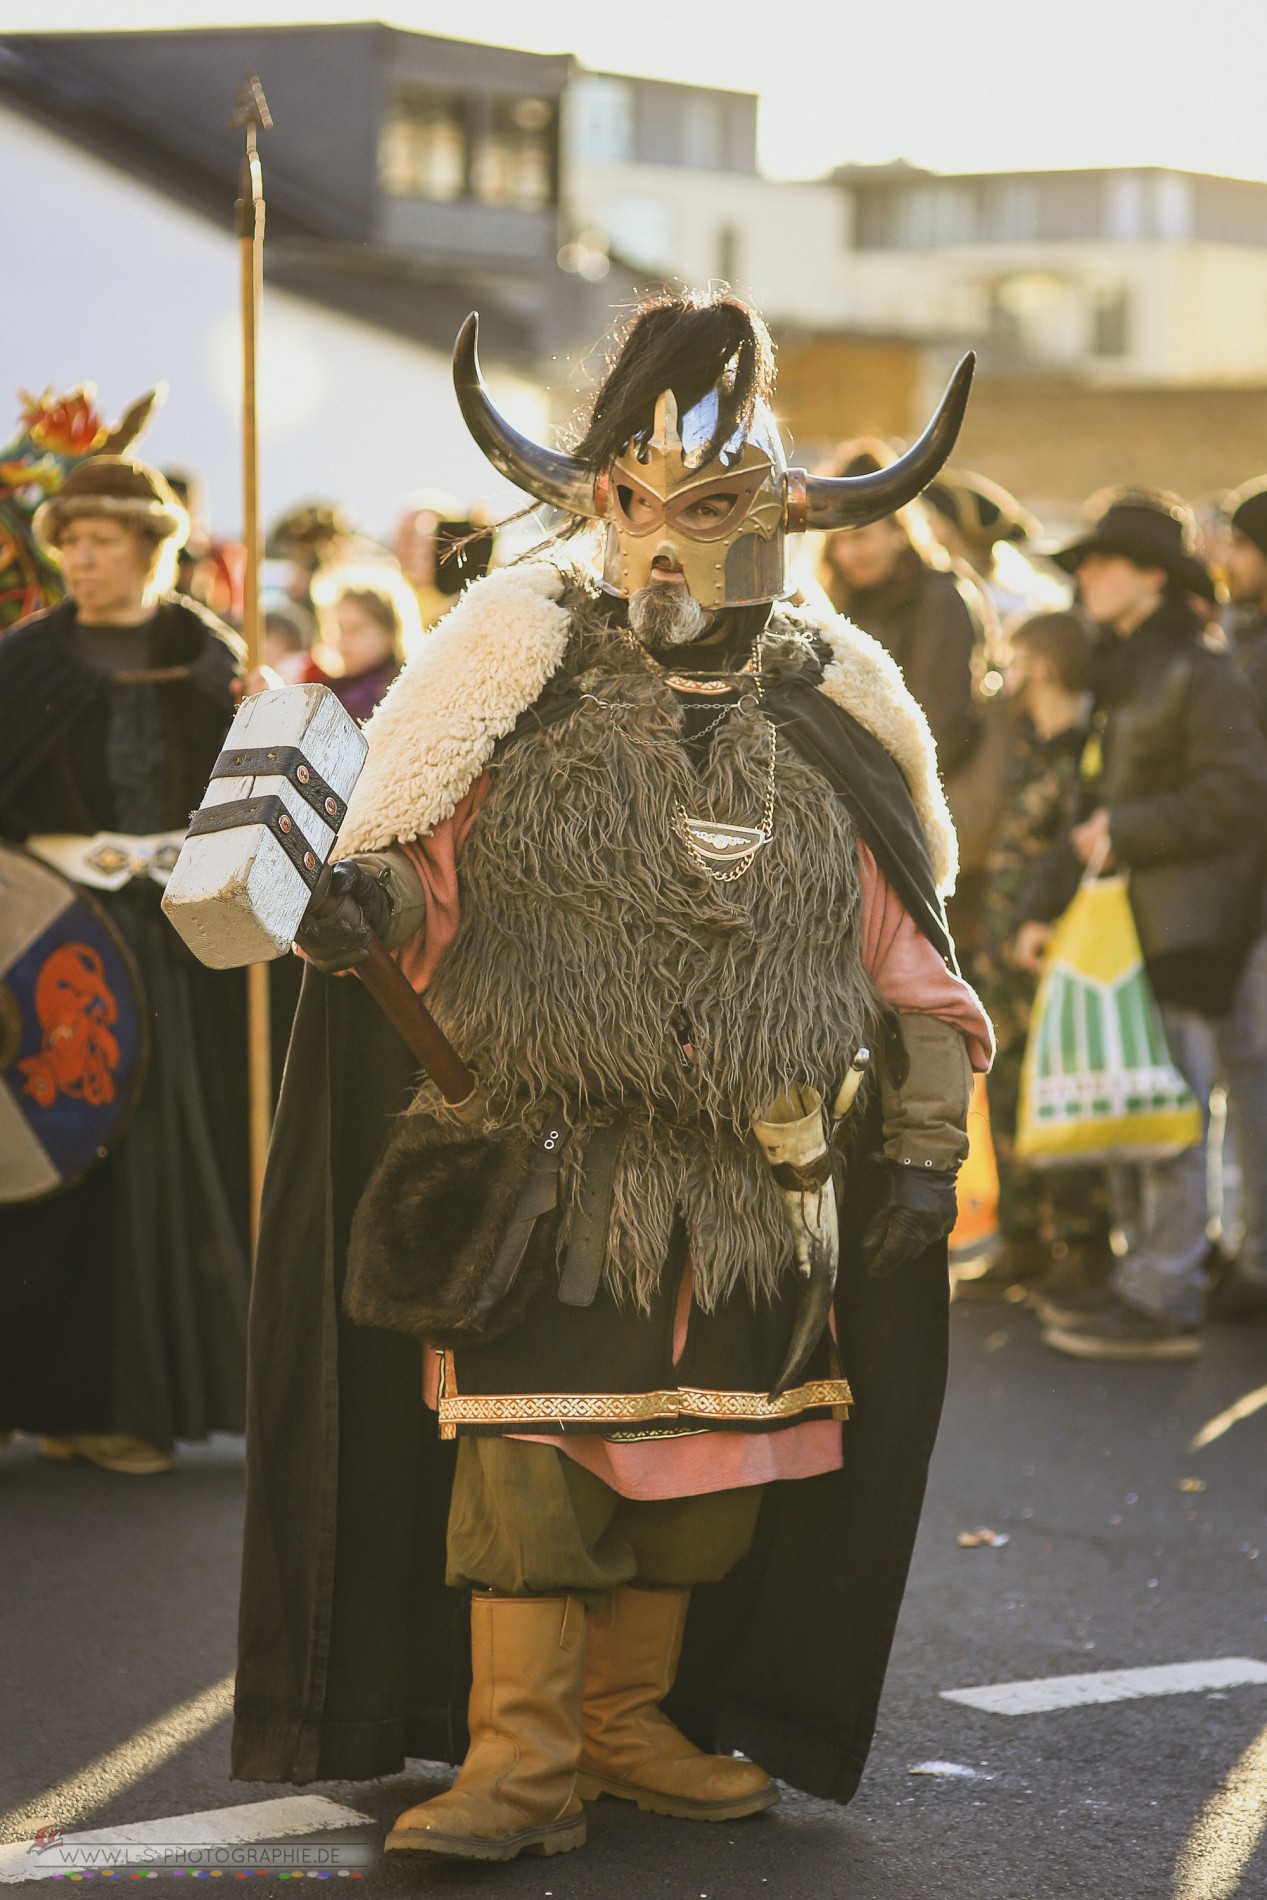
left=187, top=795, right=324, bottom=891
left=467, top=1120, right=570, bottom=1327
left=558, top=1120, right=625, bottom=1308
left=211, top=745, right=348, bottom=829
left=883, top=1010, right=910, bottom=1089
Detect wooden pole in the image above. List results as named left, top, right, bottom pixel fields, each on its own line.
left=231, top=73, right=273, bottom=1252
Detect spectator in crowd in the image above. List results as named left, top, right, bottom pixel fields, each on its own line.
left=962, top=610, right=1110, bottom=1302
left=818, top=440, right=989, bottom=778
left=260, top=593, right=319, bottom=683
left=393, top=494, right=495, bottom=629
left=265, top=502, right=382, bottom=620
left=1220, top=478, right=1267, bottom=717
left=1204, top=481, right=1267, bottom=1317
left=164, top=468, right=242, bottom=625
left=1015, top=491, right=1267, bottom=1359
left=818, top=438, right=997, bottom=954
left=0, top=457, right=251, bottom=1470
left=925, top=466, right=1068, bottom=632
left=312, top=567, right=420, bottom=722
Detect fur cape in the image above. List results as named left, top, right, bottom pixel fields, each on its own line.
left=336, top=563, right=957, bottom=895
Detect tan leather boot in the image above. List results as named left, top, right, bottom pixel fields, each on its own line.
left=39, top=1434, right=174, bottom=1474
left=577, top=1585, right=778, bottom=1821
left=386, top=1594, right=587, bottom=1861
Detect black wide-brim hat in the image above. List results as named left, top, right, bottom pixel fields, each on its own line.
left=1224, top=476, right=1267, bottom=562
left=1051, top=497, right=1214, bottom=601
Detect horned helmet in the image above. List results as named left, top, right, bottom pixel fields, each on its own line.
left=453, top=299, right=974, bottom=612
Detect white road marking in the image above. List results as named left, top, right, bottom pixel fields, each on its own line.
left=1173, top=1718, right=1267, bottom=1900
left=0, top=1796, right=373, bottom=1884
left=0, top=1675, right=234, bottom=1844
left=1190, top=1382, right=1267, bottom=1451
left=942, top=1657, right=1267, bottom=1716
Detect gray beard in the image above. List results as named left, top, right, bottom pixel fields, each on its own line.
left=626, top=582, right=710, bottom=648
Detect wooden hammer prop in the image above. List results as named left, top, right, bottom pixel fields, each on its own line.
left=162, top=682, right=475, bottom=1105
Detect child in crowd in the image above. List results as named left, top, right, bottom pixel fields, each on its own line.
left=261, top=594, right=320, bottom=683
left=313, top=568, right=421, bottom=722
left=964, top=610, right=1111, bottom=1299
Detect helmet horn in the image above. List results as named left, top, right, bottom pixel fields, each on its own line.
left=790, top=353, right=976, bottom=533
left=453, top=313, right=601, bottom=519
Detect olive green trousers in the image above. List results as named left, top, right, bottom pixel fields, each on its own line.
left=446, top=1435, right=764, bottom=1607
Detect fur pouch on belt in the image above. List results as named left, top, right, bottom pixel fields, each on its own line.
left=343, top=1113, right=552, bottom=1348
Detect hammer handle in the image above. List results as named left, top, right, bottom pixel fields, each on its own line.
left=357, top=935, right=476, bottom=1106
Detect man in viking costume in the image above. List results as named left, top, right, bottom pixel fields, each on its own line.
left=232, top=293, right=992, bottom=1861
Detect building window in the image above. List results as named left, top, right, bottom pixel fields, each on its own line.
left=986, top=178, right=1036, bottom=242
left=379, top=93, right=466, bottom=200
left=717, top=221, right=740, bottom=283
left=683, top=95, right=724, bottom=170
left=1104, top=172, right=1144, bottom=240
left=892, top=183, right=975, bottom=247
left=1153, top=172, right=1192, bottom=240
left=565, top=75, right=635, bottom=165
left=601, top=193, right=678, bottom=274
left=472, top=97, right=556, bottom=209
left=1092, top=286, right=1130, bottom=356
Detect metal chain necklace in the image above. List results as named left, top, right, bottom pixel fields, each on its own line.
left=670, top=631, right=778, bottom=883
left=674, top=718, right=777, bottom=882
left=607, top=621, right=779, bottom=883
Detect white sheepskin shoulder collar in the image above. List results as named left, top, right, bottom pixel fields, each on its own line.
left=811, top=611, right=958, bottom=896
left=337, top=565, right=956, bottom=895
left=336, top=563, right=571, bottom=856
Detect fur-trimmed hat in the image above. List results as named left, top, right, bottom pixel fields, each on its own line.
left=33, top=456, right=190, bottom=553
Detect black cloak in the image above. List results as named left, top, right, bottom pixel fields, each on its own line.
left=232, top=678, right=956, bottom=1805
left=0, top=597, right=254, bottom=1448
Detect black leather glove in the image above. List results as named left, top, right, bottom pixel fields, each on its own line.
left=295, top=861, right=394, bottom=974
left=860, top=1159, right=959, bottom=1279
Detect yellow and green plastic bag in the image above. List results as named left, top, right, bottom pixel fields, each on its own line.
left=1016, top=874, right=1201, bottom=1166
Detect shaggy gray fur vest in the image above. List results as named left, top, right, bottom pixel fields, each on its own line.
left=421, top=607, right=878, bottom=1310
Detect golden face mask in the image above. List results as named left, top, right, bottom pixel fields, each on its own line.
left=597, top=389, right=787, bottom=610
left=452, top=310, right=977, bottom=608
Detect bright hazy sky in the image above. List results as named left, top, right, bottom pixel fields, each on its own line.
left=8, top=0, right=1267, bottom=184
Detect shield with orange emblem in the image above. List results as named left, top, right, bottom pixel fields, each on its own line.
left=0, top=843, right=148, bottom=1203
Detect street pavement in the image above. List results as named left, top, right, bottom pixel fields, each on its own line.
left=3, top=1296, right=1266, bottom=1898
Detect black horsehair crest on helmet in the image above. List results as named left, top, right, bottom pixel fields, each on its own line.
left=451, top=296, right=974, bottom=582
left=573, top=291, right=776, bottom=476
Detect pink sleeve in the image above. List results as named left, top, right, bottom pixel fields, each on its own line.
left=390, top=774, right=489, bottom=994
left=859, top=842, right=993, bottom=1071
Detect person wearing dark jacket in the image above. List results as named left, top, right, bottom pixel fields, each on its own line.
left=818, top=445, right=988, bottom=778
left=1015, top=492, right=1267, bottom=1359
left=1205, top=480, right=1267, bottom=1316
left=0, top=457, right=251, bottom=1471
left=1221, top=483, right=1267, bottom=718
left=818, top=444, right=995, bottom=954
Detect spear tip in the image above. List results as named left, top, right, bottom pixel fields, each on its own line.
left=229, top=71, right=272, bottom=133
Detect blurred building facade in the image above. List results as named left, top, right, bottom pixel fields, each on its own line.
left=5, top=23, right=1267, bottom=525
left=832, top=164, right=1267, bottom=510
